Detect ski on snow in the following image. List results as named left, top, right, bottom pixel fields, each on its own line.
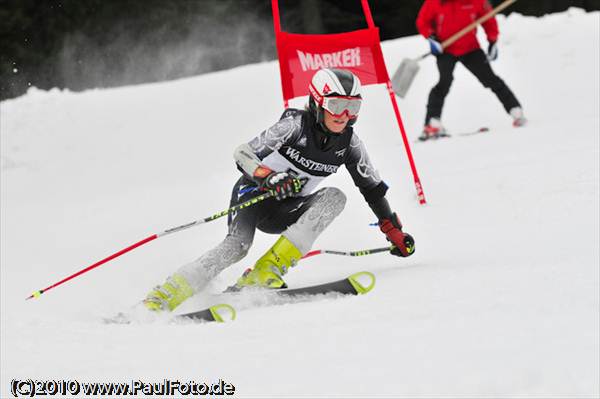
left=417, top=127, right=489, bottom=142
left=274, top=270, right=375, bottom=297
left=177, top=271, right=376, bottom=321
left=103, top=303, right=236, bottom=324
left=455, top=126, right=490, bottom=137
left=176, top=303, right=236, bottom=323
left=106, top=272, right=375, bottom=324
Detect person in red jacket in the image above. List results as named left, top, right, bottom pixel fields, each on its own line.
left=416, top=0, right=526, bottom=140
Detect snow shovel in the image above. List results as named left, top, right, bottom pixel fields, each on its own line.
left=392, top=0, right=518, bottom=98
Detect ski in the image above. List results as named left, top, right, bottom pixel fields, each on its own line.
left=104, top=303, right=236, bottom=324
left=177, top=303, right=236, bottom=323
left=456, top=126, right=490, bottom=137
left=108, top=272, right=374, bottom=324
left=276, top=271, right=375, bottom=297
left=416, top=127, right=489, bottom=142
left=224, top=271, right=376, bottom=297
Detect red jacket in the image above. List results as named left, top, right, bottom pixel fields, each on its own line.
left=416, top=0, right=499, bottom=56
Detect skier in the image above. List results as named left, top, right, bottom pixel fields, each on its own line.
left=143, top=68, right=416, bottom=312
left=416, top=0, right=527, bottom=141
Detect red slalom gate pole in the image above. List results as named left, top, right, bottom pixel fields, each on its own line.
left=271, top=0, right=289, bottom=109
left=364, top=0, right=427, bottom=205
left=386, top=81, right=427, bottom=204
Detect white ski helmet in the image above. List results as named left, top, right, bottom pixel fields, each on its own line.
left=308, top=68, right=362, bottom=128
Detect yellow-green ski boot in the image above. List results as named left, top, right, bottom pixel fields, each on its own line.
left=235, top=236, right=302, bottom=289
left=144, top=274, right=194, bottom=311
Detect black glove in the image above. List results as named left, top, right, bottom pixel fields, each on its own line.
left=378, top=213, right=415, bottom=257
left=260, top=171, right=303, bottom=201
left=487, top=41, right=498, bottom=61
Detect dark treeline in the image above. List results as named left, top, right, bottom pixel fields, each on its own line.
left=1, top=0, right=598, bottom=100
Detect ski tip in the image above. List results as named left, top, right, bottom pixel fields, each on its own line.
left=348, top=271, right=376, bottom=295
left=209, top=304, right=236, bottom=322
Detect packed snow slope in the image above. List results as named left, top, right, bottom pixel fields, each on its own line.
left=1, top=8, right=598, bottom=398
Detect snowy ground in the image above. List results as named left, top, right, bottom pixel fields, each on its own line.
left=1, top=8, right=598, bottom=398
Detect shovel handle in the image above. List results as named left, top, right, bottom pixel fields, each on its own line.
left=441, top=0, right=518, bottom=49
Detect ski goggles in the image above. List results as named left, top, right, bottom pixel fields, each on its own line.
left=321, top=96, right=362, bottom=118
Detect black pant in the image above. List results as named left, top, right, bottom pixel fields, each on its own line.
left=425, top=49, right=521, bottom=124
left=226, top=176, right=322, bottom=243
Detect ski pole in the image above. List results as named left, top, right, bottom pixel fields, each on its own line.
left=302, top=245, right=394, bottom=260
left=26, top=191, right=275, bottom=300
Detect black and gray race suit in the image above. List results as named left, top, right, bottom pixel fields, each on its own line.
left=177, top=108, right=388, bottom=291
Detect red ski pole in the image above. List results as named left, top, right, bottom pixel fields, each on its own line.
left=26, top=191, right=274, bottom=300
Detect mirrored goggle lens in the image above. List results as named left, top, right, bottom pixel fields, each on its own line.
left=322, top=97, right=362, bottom=117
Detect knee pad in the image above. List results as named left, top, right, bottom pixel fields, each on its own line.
left=318, top=187, right=347, bottom=217
left=283, top=187, right=346, bottom=254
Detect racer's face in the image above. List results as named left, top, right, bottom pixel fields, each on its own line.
left=323, top=110, right=350, bottom=134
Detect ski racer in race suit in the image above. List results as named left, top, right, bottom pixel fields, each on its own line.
left=417, top=0, right=526, bottom=140
left=144, top=68, right=415, bottom=312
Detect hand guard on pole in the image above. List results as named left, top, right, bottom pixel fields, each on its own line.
left=258, top=169, right=303, bottom=201
left=378, top=213, right=415, bottom=257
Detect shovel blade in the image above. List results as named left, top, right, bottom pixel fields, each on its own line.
left=391, top=58, right=420, bottom=98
